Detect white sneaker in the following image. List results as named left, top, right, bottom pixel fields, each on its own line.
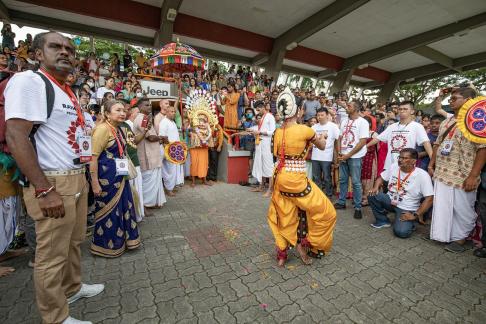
left=62, top=316, right=92, bottom=324
left=67, top=283, right=105, bottom=304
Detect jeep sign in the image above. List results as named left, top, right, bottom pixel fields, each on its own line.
left=139, top=80, right=172, bottom=98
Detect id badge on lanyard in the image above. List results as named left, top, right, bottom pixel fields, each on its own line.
left=77, top=134, right=92, bottom=163
left=440, top=140, right=454, bottom=156
left=115, top=158, right=129, bottom=176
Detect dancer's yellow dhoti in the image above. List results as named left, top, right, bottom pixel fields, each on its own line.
left=268, top=124, right=336, bottom=255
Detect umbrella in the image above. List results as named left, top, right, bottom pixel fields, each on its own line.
left=150, top=41, right=205, bottom=73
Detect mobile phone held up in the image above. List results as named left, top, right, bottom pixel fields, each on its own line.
left=141, top=115, right=149, bottom=128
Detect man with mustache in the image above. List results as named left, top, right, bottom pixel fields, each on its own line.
left=5, top=31, right=104, bottom=324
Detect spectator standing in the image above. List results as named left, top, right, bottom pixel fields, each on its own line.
left=249, top=102, right=276, bottom=196
left=367, top=101, right=432, bottom=172
left=120, top=103, right=146, bottom=220
left=5, top=31, right=104, bottom=324
left=207, top=123, right=224, bottom=182
left=429, top=87, right=486, bottom=252
left=159, top=106, right=184, bottom=196
left=223, top=83, right=240, bottom=130
left=361, top=116, right=378, bottom=206
left=311, top=108, right=340, bottom=198
left=417, top=114, right=444, bottom=170
left=122, top=49, right=132, bottom=70
left=89, top=100, right=140, bottom=257
left=303, top=92, right=320, bottom=123
left=134, top=98, right=167, bottom=209
left=1, top=24, right=15, bottom=50
left=335, top=100, right=369, bottom=219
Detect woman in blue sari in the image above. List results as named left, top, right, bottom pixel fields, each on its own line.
left=90, top=100, right=140, bottom=257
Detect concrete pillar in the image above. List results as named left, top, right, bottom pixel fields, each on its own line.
left=264, top=48, right=286, bottom=83
left=328, top=69, right=354, bottom=95
left=377, top=81, right=400, bottom=103
left=89, top=36, right=95, bottom=53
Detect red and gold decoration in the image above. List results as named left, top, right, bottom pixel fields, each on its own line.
left=186, top=89, right=218, bottom=128
left=150, top=41, right=205, bottom=73
left=457, top=96, right=486, bottom=144
left=164, top=141, right=188, bottom=164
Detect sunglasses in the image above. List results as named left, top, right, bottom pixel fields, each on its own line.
left=449, top=96, right=463, bottom=102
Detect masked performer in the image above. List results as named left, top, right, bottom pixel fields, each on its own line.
left=268, top=88, right=336, bottom=266
left=187, top=90, right=219, bottom=187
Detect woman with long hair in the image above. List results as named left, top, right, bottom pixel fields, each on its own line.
left=89, top=100, right=140, bottom=257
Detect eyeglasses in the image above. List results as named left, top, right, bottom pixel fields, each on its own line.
left=449, top=96, right=463, bottom=102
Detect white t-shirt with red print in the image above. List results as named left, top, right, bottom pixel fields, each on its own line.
left=339, top=117, right=369, bottom=159
left=380, top=162, right=434, bottom=211
left=377, top=121, right=429, bottom=171
left=5, top=70, right=85, bottom=170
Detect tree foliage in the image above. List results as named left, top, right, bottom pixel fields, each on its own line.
left=394, top=68, right=486, bottom=104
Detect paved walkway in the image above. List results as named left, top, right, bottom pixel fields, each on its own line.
left=1, top=182, right=485, bottom=323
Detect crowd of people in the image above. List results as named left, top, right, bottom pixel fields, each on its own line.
left=0, top=27, right=485, bottom=324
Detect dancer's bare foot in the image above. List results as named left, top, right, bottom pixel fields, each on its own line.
left=296, top=244, right=313, bottom=265
left=277, top=258, right=285, bottom=267
left=190, top=182, right=196, bottom=188
left=0, top=266, right=15, bottom=277
left=204, top=180, right=213, bottom=186
left=0, top=249, right=28, bottom=262
left=250, top=187, right=263, bottom=192
left=166, top=191, right=176, bottom=197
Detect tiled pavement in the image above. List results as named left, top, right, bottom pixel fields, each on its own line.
left=1, top=182, right=485, bottom=323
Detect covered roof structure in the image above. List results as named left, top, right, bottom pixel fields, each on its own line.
left=2, top=0, right=485, bottom=99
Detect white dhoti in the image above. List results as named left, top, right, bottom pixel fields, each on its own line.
left=129, top=166, right=145, bottom=221
left=430, top=180, right=477, bottom=242
left=142, top=168, right=166, bottom=207
left=184, top=152, right=191, bottom=177
left=1, top=196, right=17, bottom=254
left=162, top=160, right=176, bottom=191
left=251, top=139, right=274, bottom=183
left=176, top=164, right=184, bottom=187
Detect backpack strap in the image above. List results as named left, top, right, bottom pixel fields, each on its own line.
left=34, top=71, right=55, bottom=119
left=29, top=72, right=56, bottom=148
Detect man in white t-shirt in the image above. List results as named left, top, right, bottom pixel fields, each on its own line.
left=5, top=31, right=103, bottom=324
left=367, top=101, right=432, bottom=172
left=335, top=100, right=369, bottom=219
left=311, top=108, right=340, bottom=198
left=368, top=148, right=433, bottom=238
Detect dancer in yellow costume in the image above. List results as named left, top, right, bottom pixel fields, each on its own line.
left=268, top=87, right=336, bottom=266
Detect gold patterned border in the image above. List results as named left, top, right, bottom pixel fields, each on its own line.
left=95, top=179, right=126, bottom=221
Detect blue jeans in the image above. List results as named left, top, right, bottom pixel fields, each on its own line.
left=368, top=193, right=415, bottom=238
left=312, top=160, right=333, bottom=197
left=338, top=158, right=362, bottom=209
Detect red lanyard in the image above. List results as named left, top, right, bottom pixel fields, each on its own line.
left=258, top=113, right=267, bottom=131
left=397, top=168, right=414, bottom=192
left=40, top=68, right=86, bottom=130
left=106, top=123, right=124, bottom=157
